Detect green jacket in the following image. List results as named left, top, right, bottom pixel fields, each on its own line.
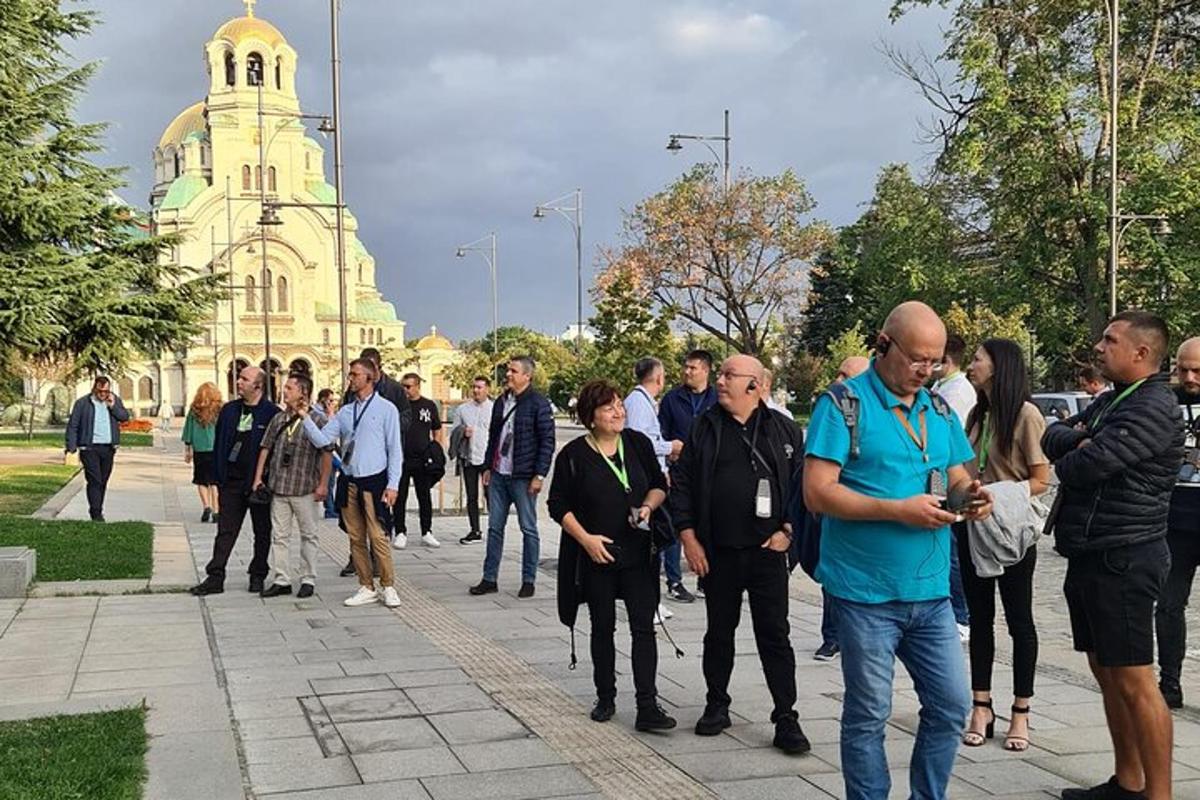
left=181, top=411, right=217, bottom=453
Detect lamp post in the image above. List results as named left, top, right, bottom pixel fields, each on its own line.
left=533, top=189, right=583, bottom=353
left=455, top=233, right=499, bottom=360
left=329, top=0, right=350, bottom=384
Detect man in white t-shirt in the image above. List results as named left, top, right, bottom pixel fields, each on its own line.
left=451, top=376, right=494, bottom=545
left=931, top=334, right=976, bottom=429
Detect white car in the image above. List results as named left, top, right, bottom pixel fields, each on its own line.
left=1032, top=392, right=1094, bottom=425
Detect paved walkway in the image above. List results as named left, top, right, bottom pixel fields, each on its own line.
left=4, top=438, right=1200, bottom=798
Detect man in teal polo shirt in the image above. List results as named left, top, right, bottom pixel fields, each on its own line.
left=804, top=301, right=993, bottom=800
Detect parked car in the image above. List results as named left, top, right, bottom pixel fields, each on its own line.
left=1032, top=392, right=1094, bottom=424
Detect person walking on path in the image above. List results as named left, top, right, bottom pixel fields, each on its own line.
left=451, top=376, right=493, bottom=545
left=957, top=338, right=1049, bottom=752
left=253, top=373, right=332, bottom=599
left=550, top=380, right=675, bottom=733
left=395, top=373, right=442, bottom=550
left=469, top=356, right=555, bottom=599
left=302, top=358, right=403, bottom=608
left=1043, top=311, right=1183, bottom=800
left=1157, top=336, right=1200, bottom=709
left=158, top=400, right=174, bottom=433
left=804, top=301, right=992, bottom=800
left=673, top=354, right=811, bottom=756
left=182, top=382, right=222, bottom=523
left=190, top=366, right=279, bottom=596
left=66, top=376, right=130, bottom=522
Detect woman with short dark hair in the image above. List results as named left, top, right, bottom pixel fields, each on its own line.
left=549, top=380, right=675, bottom=731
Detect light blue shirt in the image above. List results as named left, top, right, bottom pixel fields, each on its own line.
left=623, top=385, right=671, bottom=471
left=303, top=391, right=402, bottom=489
left=805, top=363, right=975, bottom=604
left=91, top=398, right=112, bottom=445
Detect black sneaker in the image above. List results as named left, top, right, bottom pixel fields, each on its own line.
left=339, top=560, right=356, bottom=578
left=590, top=699, right=615, bottom=722
left=189, top=579, right=223, bottom=596
left=666, top=582, right=695, bottom=603
left=694, top=704, right=731, bottom=736
left=469, top=579, right=498, bottom=596
left=248, top=577, right=265, bottom=593
left=459, top=531, right=483, bottom=545
left=773, top=714, right=811, bottom=755
left=813, top=642, right=840, bottom=661
left=1161, top=678, right=1184, bottom=709
left=635, top=704, right=677, bottom=732
left=296, top=584, right=314, bottom=599
left=1061, top=776, right=1147, bottom=800
left=201, top=508, right=211, bottom=523
left=518, top=582, right=535, bottom=598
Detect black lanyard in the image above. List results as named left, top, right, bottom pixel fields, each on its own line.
left=352, top=392, right=375, bottom=432
left=738, top=412, right=771, bottom=475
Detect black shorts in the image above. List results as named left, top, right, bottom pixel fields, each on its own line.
left=1063, top=538, right=1170, bottom=667
left=191, top=451, right=216, bottom=486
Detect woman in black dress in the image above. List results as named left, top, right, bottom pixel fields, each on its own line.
left=549, top=380, right=675, bottom=731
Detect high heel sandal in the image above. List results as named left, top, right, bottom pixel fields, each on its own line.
left=962, top=699, right=995, bottom=747
left=1004, top=704, right=1030, bottom=752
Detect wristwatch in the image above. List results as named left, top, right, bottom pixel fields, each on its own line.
left=534, top=475, right=545, bottom=482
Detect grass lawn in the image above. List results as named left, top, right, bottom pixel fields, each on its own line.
left=0, top=516, right=153, bottom=581
left=0, top=464, right=79, bottom=515
left=0, top=431, right=152, bottom=448
left=0, top=706, right=147, bottom=800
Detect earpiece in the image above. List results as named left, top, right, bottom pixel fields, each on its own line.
left=747, top=379, right=758, bottom=393
left=876, top=337, right=891, bottom=356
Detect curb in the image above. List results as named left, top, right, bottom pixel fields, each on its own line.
left=31, top=468, right=85, bottom=520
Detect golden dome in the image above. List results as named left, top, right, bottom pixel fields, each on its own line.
left=158, top=101, right=206, bottom=149
left=213, top=15, right=287, bottom=49
left=415, top=326, right=455, bottom=352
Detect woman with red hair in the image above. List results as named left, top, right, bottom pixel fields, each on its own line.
left=183, top=382, right=223, bottom=522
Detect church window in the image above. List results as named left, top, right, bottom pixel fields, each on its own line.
left=255, top=165, right=262, bottom=191
left=263, top=269, right=273, bottom=312
left=377, top=328, right=383, bottom=344
left=224, top=52, right=236, bottom=86
left=245, top=276, right=256, bottom=311
left=322, top=328, right=330, bottom=346
left=268, top=166, right=277, bottom=193
left=200, top=147, right=206, bottom=167
left=247, top=52, right=264, bottom=87
left=357, top=264, right=363, bottom=283
left=275, top=57, right=282, bottom=89
left=276, top=275, right=288, bottom=312
left=367, top=329, right=375, bottom=345
left=305, top=152, right=310, bottom=171
left=173, top=152, right=181, bottom=177
left=242, top=165, right=251, bottom=191
left=138, top=376, right=155, bottom=402
left=359, top=329, right=365, bottom=345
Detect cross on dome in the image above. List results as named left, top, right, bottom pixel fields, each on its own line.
left=244, top=0, right=256, bottom=18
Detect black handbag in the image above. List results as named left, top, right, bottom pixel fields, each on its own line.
left=420, top=439, right=447, bottom=483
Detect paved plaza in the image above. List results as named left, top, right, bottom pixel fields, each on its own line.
left=4, top=437, right=1200, bottom=798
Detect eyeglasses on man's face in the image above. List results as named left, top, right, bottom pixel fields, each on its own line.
left=890, top=338, right=944, bottom=374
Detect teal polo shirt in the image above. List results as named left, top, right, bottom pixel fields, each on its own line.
left=805, top=363, right=975, bottom=604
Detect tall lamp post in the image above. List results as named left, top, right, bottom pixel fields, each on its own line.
left=666, top=109, right=732, bottom=353
left=533, top=189, right=583, bottom=353
left=329, top=0, right=349, bottom=384
left=455, top=233, right=499, bottom=360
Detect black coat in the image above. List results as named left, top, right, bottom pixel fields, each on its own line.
left=1042, top=372, right=1183, bottom=556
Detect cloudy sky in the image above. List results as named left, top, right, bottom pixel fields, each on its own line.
left=73, top=0, right=952, bottom=343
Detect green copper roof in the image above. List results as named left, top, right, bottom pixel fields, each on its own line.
left=160, top=175, right=208, bottom=211
left=306, top=179, right=336, bottom=205
left=357, top=298, right=398, bottom=322
left=351, top=238, right=369, bottom=260
left=315, top=301, right=336, bottom=316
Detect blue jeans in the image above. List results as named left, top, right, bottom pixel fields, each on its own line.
left=832, top=596, right=970, bottom=800
left=820, top=587, right=838, bottom=647
left=323, top=469, right=339, bottom=519
left=659, top=540, right=683, bottom=585
left=482, top=474, right=540, bottom=584
left=949, top=538, right=970, bottom=626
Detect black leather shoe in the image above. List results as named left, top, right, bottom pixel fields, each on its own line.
left=469, top=579, right=498, bottom=596
left=518, top=582, right=535, bottom=598
left=635, top=704, right=677, bottom=732
left=297, top=584, right=314, bottom=599
left=773, top=714, right=811, bottom=755
left=210, top=512, right=219, bottom=524
left=201, top=508, right=211, bottom=523
left=339, top=561, right=356, bottom=577
left=260, top=583, right=292, bottom=598
left=590, top=699, right=615, bottom=722
left=1061, top=776, right=1147, bottom=799
left=248, top=577, right=265, bottom=593
left=1161, top=678, right=1184, bottom=709
left=694, top=704, right=731, bottom=736
left=189, top=580, right=223, bottom=596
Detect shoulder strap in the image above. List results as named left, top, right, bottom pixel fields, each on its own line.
left=928, top=391, right=955, bottom=421
left=824, top=382, right=861, bottom=459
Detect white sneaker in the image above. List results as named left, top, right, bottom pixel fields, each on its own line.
left=381, top=586, right=401, bottom=607
left=957, top=623, right=971, bottom=643
left=654, top=603, right=674, bottom=625
left=421, top=532, right=441, bottom=548
left=343, top=586, right=378, bottom=607
left=392, top=533, right=407, bottom=550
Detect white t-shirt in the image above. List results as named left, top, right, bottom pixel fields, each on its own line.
left=495, top=395, right=517, bottom=476
left=453, top=399, right=493, bottom=467
left=933, top=371, right=976, bottom=430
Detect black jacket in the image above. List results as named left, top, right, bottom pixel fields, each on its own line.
left=1042, top=372, right=1183, bottom=556
left=483, top=388, right=555, bottom=479
left=65, top=394, right=130, bottom=452
left=345, top=372, right=411, bottom=434
left=212, top=399, right=280, bottom=491
left=670, top=403, right=803, bottom=548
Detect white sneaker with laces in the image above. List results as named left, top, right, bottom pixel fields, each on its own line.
left=392, top=533, right=407, bottom=550
left=957, top=623, right=971, bottom=643
left=381, top=586, right=401, bottom=607
left=421, top=532, right=441, bottom=548
left=654, top=603, right=674, bottom=625
left=344, top=586, right=378, bottom=607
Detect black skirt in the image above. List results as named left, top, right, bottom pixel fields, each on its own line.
left=192, top=451, right=216, bottom=486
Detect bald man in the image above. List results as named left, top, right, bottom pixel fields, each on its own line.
left=805, top=301, right=991, bottom=800
left=835, top=356, right=870, bottom=383
left=672, top=354, right=810, bottom=754
left=191, top=366, right=281, bottom=596
left=1156, top=336, right=1200, bottom=709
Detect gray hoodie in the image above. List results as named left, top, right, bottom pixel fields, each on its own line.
left=966, top=480, right=1047, bottom=577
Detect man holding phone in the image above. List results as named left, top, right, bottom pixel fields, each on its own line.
left=804, top=301, right=992, bottom=800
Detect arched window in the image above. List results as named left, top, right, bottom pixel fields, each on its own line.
left=267, top=166, right=277, bottom=193
left=138, top=376, right=155, bottom=402
left=247, top=52, right=264, bottom=86
left=224, top=52, right=236, bottom=86
left=305, top=152, right=310, bottom=171
left=245, top=275, right=256, bottom=311
left=262, top=269, right=273, bottom=312
left=275, top=57, right=282, bottom=89
left=359, top=328, right=366, bottom=345
left=254, top=165, right=262, bottom=191
left=322, top=328, right=330, bottom=346
left=288, top=358, right=311, bottom=376
left=357, top=264, right=364, bottom=283
left=276, top=275, right=288, bottom=312
left=200, top=147, right=207, bottom=167
left=367, top=329, right=375, bottom=345
left=242, top=165, right=251, bottom=191
left=377, top=328, right=384, bottom=345
left=173, top=152, right=181, bottom=177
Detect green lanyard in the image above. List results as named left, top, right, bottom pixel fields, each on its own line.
left=589, top=435, right=631, bottom=493
left=977, top=415, right=991, bottom=474
left=1090, top=378, right=1146, bottom=432
left=237, top=410, right=253, bottom=432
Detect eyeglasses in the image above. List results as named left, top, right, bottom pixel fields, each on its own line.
left=890, top=339, right=944, bottom=374
left=717, top=369, right=758, bottom=382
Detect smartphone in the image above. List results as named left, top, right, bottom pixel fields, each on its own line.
left=629, top=507, right=650, bottom=531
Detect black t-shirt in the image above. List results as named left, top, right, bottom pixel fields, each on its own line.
left=404, top=397, right=441, bottom=457
left=1171, top=392, right=1200, bottom=527
left=710, top=408, right=781, bottom=549
left=226, top=408, right=258, bottom=485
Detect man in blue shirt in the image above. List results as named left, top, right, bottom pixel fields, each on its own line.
left=804, top=301, right=992, bottom=800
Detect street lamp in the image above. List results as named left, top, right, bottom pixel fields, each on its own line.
left=533, top=189, right=583, bottom=353
left=456, top=233, right=499, bottom=362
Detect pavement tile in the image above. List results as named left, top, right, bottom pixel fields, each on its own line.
left=71, top=665, right=216, bottom=693
left=352, top=745, right=466, bottom=782
left=672, top=747, right=838, bottom=782
left=247, top=755, right=361, bottom=795
left=294, top=647, right=371, bottom=664
left=309, top=674, right=394, bottom=695
left=335, top=717, right=444, bottom=754
left=143, top=729, right=242, bottom=800
left=419, top=764, right=597, bottom=800
left=711, top=776, right=838, bottom=800
left=405, top=683, right=495, bottom=714
left=449, top=738, right=565, bottom=772
left=258, top=780, right=432, bottom=799
left=426, top=708, right=530, bottom=745
left=242, top=735, right=325, bottom=764
left=320, top=689, right=418, bottom=722
left=387, top=668, right=472, bottom=689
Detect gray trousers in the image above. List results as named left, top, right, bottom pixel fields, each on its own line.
left=269, top=494, right=319, bottom=585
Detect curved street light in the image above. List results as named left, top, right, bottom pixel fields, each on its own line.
left=533, top=189, right=583, bottom=353
left=455, top=233, right=499, bottom=361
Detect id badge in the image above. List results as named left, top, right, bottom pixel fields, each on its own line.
left=227, top=440, right=242, bottom=463
left=342, top=441, right=355, bottom=468
left=755, top=478, right=771, bottom=519
left=928, top=469, right=946, bottom=500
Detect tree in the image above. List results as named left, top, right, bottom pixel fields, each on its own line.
left=442, top=326, right=578, bottom=405
left=0, top=1, right=221, bottom=384
left=606, top=164, right=832, bottom=355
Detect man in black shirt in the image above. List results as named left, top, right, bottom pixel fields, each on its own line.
left=671, top=354, right=809, bottom=755
left=395, top=373, right=443, bottom=549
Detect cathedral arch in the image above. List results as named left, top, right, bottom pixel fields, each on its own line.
left=242, top=165, right=251, bottom=191
left=247, top=52, right=264, bottom=87
left=245, top=275, right=256, bottom=312
left=224, top=52, right=236, bottom=86
left=276, top=274, right=288, bottom=312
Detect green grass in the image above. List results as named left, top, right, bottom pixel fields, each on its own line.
left=0, top=707, right=147, bottom=800
left=0, top=464, right=79, bottom=514
left=0, top=431, right=152, bottom=448
left=0, top=516, right=153, bottom=580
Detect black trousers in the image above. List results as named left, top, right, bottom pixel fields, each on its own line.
left=701, top=545, right=797, bottom=721
left=205, top=482, right=272, bottom=583
left=584, top=556, right=659, bottom=708
left=462, top=464, right=484, bottom=533
left=79, top=445, right=115, bottom=520
left=1157, top=529, right=1200, bottom=684
left=397, top=463, right=434, bottom=535
left=954, top=523, right=1039, bottom=698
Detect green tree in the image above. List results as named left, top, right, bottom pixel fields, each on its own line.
left=0, top=1, right=220, bottom=383
left=443, top=326, right=578, bottom=405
